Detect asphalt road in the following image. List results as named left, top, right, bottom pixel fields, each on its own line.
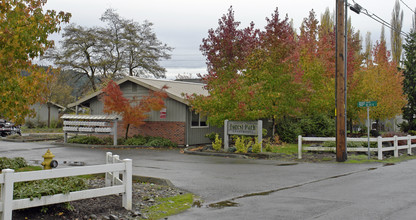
left=1, top=140, right=416, bottom=219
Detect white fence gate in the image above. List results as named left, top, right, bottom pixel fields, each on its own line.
left=0, top=152, right=132, bottom=220
left=298, top=135, right=416, bottom=160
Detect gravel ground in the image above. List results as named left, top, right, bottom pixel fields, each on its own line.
left=13, top=178, right=188, bottom=220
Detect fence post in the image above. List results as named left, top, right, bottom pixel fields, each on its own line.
left=377, top=136, right=383, bottom=160
left=105, top=152, right=112, bottom=187
left=113, top=155, right=120, bottom=185
left=1, top=169, right=15, bottom=220
left=394, top=135, right=398, bottom=158
left=298, top=135, right=302, bottom=159
left=122, top=159, right=132, bottom=210
left=407, top=135, right=412, bottom=155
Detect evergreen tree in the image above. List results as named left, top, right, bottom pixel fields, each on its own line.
left=402, top=32, right=416, bottom=130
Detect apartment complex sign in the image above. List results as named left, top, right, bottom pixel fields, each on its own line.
left=228, top=121, right=259, bottom=135
left=224, top=120, right=263, bottom=151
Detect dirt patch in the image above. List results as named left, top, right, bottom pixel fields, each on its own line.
left=12, top=178, right=188, bottom=220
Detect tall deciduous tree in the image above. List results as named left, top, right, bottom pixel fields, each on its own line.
left=200, top=6, right=259, bottom=81
left=0, top=0, right=70, bottom=124
left=101, top=80, right=167, bottom=138
left=402, top=32, right=416, bottom=130
left=391, top=0, right=404, bottom=66
left=46, top=9, right=172, bottom=92
left=354, top=41, right=406, bottom=121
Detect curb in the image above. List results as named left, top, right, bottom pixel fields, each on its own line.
left=53, top=142, right=184, bottom=149
left=183, top=148, right=249, bottom=159
left=133, top=175, right=175, bottom=187
left=183, top=148, right=285, bottom=160
left=1, top=138, right=61, bottom=143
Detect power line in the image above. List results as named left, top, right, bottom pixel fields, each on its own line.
left=399, top=0, right=416, bottom=14
left=349, top=2, right=409, bottom=38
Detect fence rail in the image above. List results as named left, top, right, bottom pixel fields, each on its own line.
left=0, top=152, right=132, bottom=220
left=298, top=135, right=416, bottom=160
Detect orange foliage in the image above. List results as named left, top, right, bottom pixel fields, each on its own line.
left=101, top=81, right=168, bottom=137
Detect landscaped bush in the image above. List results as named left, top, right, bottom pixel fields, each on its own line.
left=0, top=157, right=28, bottom=170
left=67, top=135, right=178, bottom=147
left=276, top=114, right=335, bottom=143
left=147, top=136, right=177, bottom=147
left=68, top=136, right=104, bottom=145
left=13, top=177, right=88, bottom=200
left=275, top=117, right=302, bottom=143
left=234, top=136, right=253, bottom=153
left=205, top=132, right=217, bottom=142
left=124, top=135, right=147, bottom=146
left=212, top=134, right=222, bottom=151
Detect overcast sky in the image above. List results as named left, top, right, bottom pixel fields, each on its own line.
left=45, top=0, right=415, bottom=79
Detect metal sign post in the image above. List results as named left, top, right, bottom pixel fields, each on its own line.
left=358, top=101, right=377, bottom=159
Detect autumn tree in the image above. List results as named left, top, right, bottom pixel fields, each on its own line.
left=243, top=8, right=302, bottom=134
left=0, top=0, right=70, bottom=124
left=402, top=32, right=416, bottom=130
left=353, top=40, right=406, bottom=123
left=391, top=0, right=404, bottom=66
left=41, top=67, right=74, bottom=127
left=200, top=6, right=259, bottom=81
left=101, top=80, right=167, bottom=138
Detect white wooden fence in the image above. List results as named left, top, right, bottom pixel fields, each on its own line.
left=298, top=135, right=416, bottom=160
left=0, top=152, right=132, bottom=220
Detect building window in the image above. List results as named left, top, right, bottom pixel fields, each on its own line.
left=132, top=83, right=137, bottom=92
left=191, top=111, right=208, bottom=128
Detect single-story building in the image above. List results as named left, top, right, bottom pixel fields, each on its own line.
left=68, top=76, right=222, bottom=146
left=26, top=102, right=65, bottom=127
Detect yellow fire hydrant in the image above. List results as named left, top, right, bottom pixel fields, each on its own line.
left=41, top=149, right=58, bottom=169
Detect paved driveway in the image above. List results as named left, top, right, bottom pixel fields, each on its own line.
left=2, top=141, right=415, bottom=219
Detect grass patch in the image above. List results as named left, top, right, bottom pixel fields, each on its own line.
left=15, top=166, right=43, bottom=172
left=344, top=154, right=416, bottom=164
left=267, top=143, right=299, bottom=155
left=143, top=193, right=194, bottom=220
left=21, top=127, right=63, bottom=134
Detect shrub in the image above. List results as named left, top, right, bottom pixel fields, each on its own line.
left=0, top=157, right=28, bottom=170
left=370, top=129, right=380, bottom=137
left=409, top=130, right=416, bottom=136
left=212, top=134, right=222, bottom=151
left=265, top=143, right=273, bottom=152
left=234, top=136, right=252, bottom=153
left=205, top=132, right=217, bottom=142
left=275, top=117, right=302, bottom=143
left=252, top=139, right=262, bottom=153
left=13, top=177, right=87, bottom=200
left=124, top=135, right=147, bottom=146
left=147, top=137, right=177, bottom=147
left=25, top=120, right=36, bottom=129
left=67, top=136, right=104, bottom=145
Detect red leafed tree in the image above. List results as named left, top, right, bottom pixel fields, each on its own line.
left=101, top=80, right=168, bottom=138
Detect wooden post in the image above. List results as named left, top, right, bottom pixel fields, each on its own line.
left=394, top=135, right=398, bottom=157
left=408, top=135, right=412, bottom=155
left=298, top=135, right=302, bottom=159
left=1, top=169, right=15, bottom=220
left=123, top=159, right=132, bottom=210
left=336, top=0, right=347, bottom=162
left=257, top=120, right=263, bottom=152
left=377, top=136, right=383, bottom=160
left=224, top=120, right=229, bottom=151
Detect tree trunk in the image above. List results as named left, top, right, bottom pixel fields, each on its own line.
left=47, top=103, right=51, bottom=128
left=125, top=124, right=130, bottom=139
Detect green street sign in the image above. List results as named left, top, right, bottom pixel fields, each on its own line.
left=358, top=101, right=377, bottom=107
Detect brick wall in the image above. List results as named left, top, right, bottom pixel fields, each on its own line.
left=117, top=121, right=186, bottom=145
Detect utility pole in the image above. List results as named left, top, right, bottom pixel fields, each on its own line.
left=335, top=0, right=347, bottom=162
